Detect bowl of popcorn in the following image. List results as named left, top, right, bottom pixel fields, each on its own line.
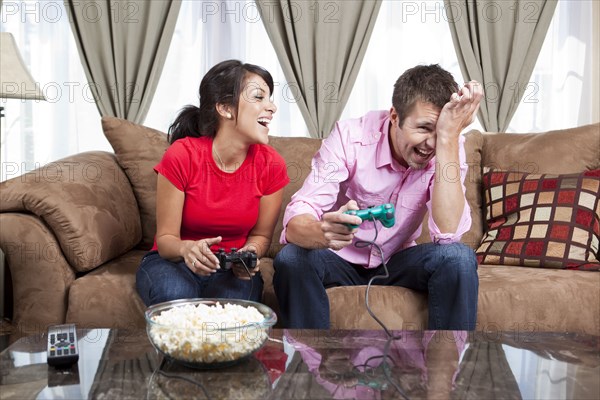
left=145, top=298, right=277, bottom=369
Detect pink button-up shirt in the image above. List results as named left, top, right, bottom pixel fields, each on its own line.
left=280, top=110, right=472, bottom=269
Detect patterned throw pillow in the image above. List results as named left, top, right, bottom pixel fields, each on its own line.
left=476, top=169, right=600, bottom=270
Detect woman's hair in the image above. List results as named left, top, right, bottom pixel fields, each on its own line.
left=168, top=60, right=274, bottom=143
left=392, top=64, right=459, bottom=128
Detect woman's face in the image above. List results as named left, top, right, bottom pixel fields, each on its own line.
left=233, top=73, right=277, bottom=145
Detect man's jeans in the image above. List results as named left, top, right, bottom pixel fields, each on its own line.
left=273, top=242, right=478, bottom=330
left=136, top=251, right=263, bottom=306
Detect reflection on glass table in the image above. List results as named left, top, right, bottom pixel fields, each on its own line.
left=282, top=330, right=599, bottom=400
left=0, top=329, right=598, bottom=399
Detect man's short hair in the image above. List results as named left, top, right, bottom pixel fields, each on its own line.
left=392, top=64, right=459, bottom=128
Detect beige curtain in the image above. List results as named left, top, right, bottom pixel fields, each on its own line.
left=64, top=0, right=181, bottom=124
left=451, top=341, right=522, bottom=399
left=445, top=0, right=557, bottom=132
left=256, top=0, right=382, bottom=138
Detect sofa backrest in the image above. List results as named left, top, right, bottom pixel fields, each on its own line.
left=102, top=115, right=598, bottom=257
left=481, top=123, right=600, bottom=173
left=267, top=136, right=323, bottom=256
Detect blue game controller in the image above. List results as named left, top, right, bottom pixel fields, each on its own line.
left=344, top=203, right=395, bottom=229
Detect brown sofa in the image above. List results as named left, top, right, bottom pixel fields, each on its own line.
left=1, top=117, right=599, bottom=337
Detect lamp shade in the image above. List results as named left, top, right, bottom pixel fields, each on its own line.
left=0, top=32, right=45, bottom=100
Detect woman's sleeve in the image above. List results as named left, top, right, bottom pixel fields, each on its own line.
left=154, top=140, right=190, bottom=191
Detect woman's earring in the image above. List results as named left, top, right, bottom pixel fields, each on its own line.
left=226, top=113, right=232, bottom=119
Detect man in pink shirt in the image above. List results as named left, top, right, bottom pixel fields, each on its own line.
left=274, top=64, right=483, bottom=329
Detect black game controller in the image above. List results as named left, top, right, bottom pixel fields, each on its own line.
left=214, top=248, right=257, bottom=270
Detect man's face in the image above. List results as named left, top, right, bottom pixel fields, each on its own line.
left=389, top=101, right=439, bottom=170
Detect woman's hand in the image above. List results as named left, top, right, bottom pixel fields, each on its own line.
left=182, top=236, right=222, bottom=276
left=232, top=246, right=260, bottom=280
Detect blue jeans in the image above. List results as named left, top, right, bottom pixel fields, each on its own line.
left=273, top=243, right=478, bottom=330
left=136, top=251, right=263, bottom=306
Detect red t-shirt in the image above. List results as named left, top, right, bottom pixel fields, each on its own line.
left=151, top=136, right=289, bottom=252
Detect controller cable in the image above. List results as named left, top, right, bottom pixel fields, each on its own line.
left=353, top=217, right=410, bottom=400
left=237, top=258, right=255, bottom=302
left=151, top=358, right=212, bottom=399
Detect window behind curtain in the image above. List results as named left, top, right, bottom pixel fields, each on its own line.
left=144, top=0, right=310, bottom=138
left=343, top=0, right=597, bottom=133
left=1, top=0, right=596, bottom=181
left=509, top=0, right=596, bottom=132
left=1, top=0, right=109, bottom=181
left=340, top=0, right=465, bottom=123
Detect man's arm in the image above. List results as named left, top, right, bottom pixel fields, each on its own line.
left=425, top=331, right=461, bottom=400
left=281, top=121, right=362, bottom=250
left=431, top=81, right=483, bottom=233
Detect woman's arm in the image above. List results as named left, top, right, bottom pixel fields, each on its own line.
left=233, top=188, right=285, bottom=280
left=155, top=174, right=220, bottom=275
left=241, top=187, right=285, bottom=258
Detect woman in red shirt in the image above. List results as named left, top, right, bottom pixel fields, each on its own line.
left=136, top=60, right=290, bottom=306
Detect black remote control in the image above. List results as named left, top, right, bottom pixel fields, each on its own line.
left=47, top=323, right=79, bottom=367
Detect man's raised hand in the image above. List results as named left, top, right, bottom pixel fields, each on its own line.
left=436, top=80, right=484, bottom=140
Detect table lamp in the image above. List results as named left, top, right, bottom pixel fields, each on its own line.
left=0, top=32, right=45, bottom=321
left=0, top=31, right=46, bottom=130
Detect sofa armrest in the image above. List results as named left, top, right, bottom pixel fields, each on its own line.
left=0, top=151, right=142, bottom=272
left=0, top=213, right=75, bottom=332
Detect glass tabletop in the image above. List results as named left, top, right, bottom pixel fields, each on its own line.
left=0, top=329, right=598, bottom=399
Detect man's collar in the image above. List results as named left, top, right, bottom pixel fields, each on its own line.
left=376, top=117, right=405, bottom=171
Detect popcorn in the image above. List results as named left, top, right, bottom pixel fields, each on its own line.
left=148, top=302, right=268, bottom=364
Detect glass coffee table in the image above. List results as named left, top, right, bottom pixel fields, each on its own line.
left=0, top=328, right=598, bottom=399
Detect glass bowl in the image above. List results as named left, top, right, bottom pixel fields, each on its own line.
left=145, top=298, right=277, bottom=369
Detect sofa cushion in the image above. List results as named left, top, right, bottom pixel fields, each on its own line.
left=66, top=250, right=148, bottom=328
left=258, top=257, right=280, bottom=319
left=328, top=286, right=428, bottom=330
left=102, top=117, right=169, bottom=248
left=477, top=264, right=600, bottom=334
left=325, top=264, right=600, bottom=334
left=482, top=123, right=600, bottom=173
left=477, top=169, right=600, bottom=270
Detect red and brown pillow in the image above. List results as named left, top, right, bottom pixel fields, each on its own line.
left=476, top=169, right=600, bottom=271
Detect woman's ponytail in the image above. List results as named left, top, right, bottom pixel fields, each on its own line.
left=167, top=105, right=202, bottom=144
